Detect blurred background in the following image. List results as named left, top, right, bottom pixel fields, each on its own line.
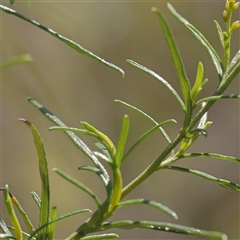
left=1, top=0, right=239, bottom=239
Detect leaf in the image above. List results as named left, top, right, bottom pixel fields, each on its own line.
left=191, top=62, right=204, bottom=103
left=164, top=165, right=240, bottom=192
left=195, top=94, right=240, bottom=105
left=95, top=220, right=227, bottom=240
left=1, top=54, right=32, bottom=68
left=152, top=7, right=192, bottom=127
left=225, top=49, right=240, bottom=76
left=115, top=99, right=173, bottom=145
left=81, top=121, right=116, bottom=159
left=3, top=185, right=22, bottom=240
left=6, top=226, right=34, bottom=239
left=9, top=192, right=35, bottom=234
left=31, top=192, right=41, bottom=209
left=0, top=4, right=124, bottom=76
left=220, top=60, right=240, bottom=90
left=168, top=4, right=223, bottom=78
left=197, top=102, right=208, bottom=129
left=93, top=151, right=112, bottom=165
left=27, top=97, right=110, bottom=187
left=122, top=119, right=176, bottom=162
left=214, top=20, right=225, bottom=49
left=116, top=198, right=177, bottom=220
left=53, top=168, right=103, bottom=215
left=78, top=166, right=112, bottom=196
left=49, top=126, right=97, bottom=138
left=81, top=233, right=119, bottom=239
left=28, top=209, right=91, bottom=240
left=9, top=0, right=14, bottom=5
left=48, top=206, right=57, bottom=240
left=19, top=118, right=50, bottom=240
left=126, top=60, right=185, bottom=113
left=178, top=152, right=240, bottom=164
left=0, top=217, right=12, bottom=236
left=115, top=115, right=130, bottom=167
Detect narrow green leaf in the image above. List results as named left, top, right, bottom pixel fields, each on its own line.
left=164, top=165, right=240, bottom=192
left=95, top=142, right=112, bottom=161
left=81, top=233, right=119, bottom=239
left=0, top=217, right=12, bottom=236
left=126, top=60, right=185, bottom=113
left=197, top=102, right=208, bottom=129
left=19, top=118, right=49, bottom=240
left=10, top=192, right=35, bottom=234
left=115, top=115, right=130, bottom=166
left=0, top=4, right=124, bottom=76
left=178, top=152, right=240, bottom=164
left=3, top=185, right=22, bottom=240
left=225, top=49, right=240, bottom=75
left=31, top=192, right=41, bottom=209
left=116, top=198, right=177, bottom=220
left=6, top=226, right=34, bottom=239
left=96, top=220, right=227, bottom=240
left=53, top=168, right=102, bottom=214
left=28, top=209, right=91, bottom=240
left=178, top=128, right=208, bottom=154
left=152, top=7, right=192, bottom=127
left=27, top=97, right=110, bottom=187
left=0, top=234, right=15, bottom=239
left=191, top=62, right=204, bottom=103
left=196, top=94, right=240, bottom=105
left=214, top=20, right=225, bottom=49
left=220, top=60, right=240, bottom=90
left=81, top=121, right=116, bottom=159
left=1, top=54, right=32, bottom=69
left=9, top=0, right=14, bottom=5
left=78, top=165, right=112, bottom=196
left=48, top=206, right=57, bottom=240
left=93, top=151, right=112, bottom=165
left=115, top=99, right=173, bottom=145
left=168, top=4, right=223, bottom=78
left=49, top=126, right=97, bottom=138
left=122, top=119, right=176, bottom=162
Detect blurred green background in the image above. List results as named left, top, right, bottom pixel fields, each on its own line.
left=1, top=0, right=239, bottom=239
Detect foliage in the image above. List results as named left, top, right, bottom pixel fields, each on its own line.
left=1, top=0, right=240, bottom=239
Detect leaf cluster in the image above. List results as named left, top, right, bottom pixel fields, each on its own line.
left=0, top=1, right=240, bottom=240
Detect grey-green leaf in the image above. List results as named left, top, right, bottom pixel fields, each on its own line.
left=53, top=168, right=103, bottom=214
left=115, top=99, right=173, bottom=145
left=196, top=94, right=240, bottom=105
left=151, top=7, right=192, bottom=127
left=165, top=165, right=240, bottom=192
left=96, top=220, right=227, bottom=240
left=178, top=152, right=240, bottom=164
left=0, top=4, right=124, bottom=76
left=126, top=60, right=186, bottom=113
left=214, top=20, right=225, bottom=49
left=122, top=119, right=176, bottom=162
left=28, top=209, right=91, bottom=240
left=168, top=4, right=223, bottom=78
left=116, top=198, right=178, bottom=220
left=81, top=233, right=119, bottom=239
left=31, top=192, right=41, bottom=209
left=19, top=119, right=49, bottom=240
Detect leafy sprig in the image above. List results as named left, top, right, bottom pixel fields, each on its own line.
left=1, top=1, right=240, bottom=240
